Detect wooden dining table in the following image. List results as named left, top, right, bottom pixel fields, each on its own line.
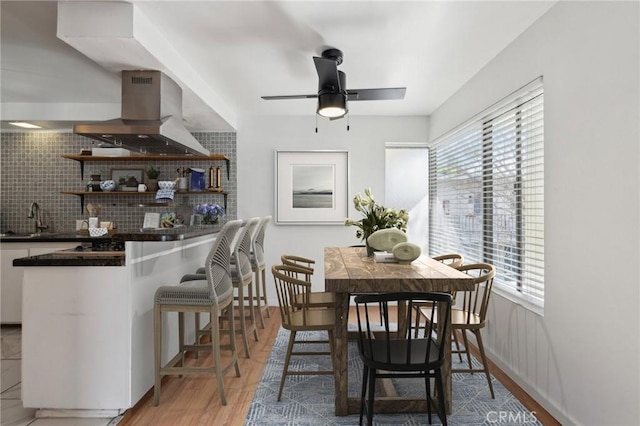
left=324, top=246, right=475, bottom=416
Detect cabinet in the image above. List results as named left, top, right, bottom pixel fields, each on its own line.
left=61, top=155, right=230, bottom=212
left=0, top=242, right=78, bottom=324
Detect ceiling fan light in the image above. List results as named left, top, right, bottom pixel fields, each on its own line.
left=317, top=92, right=347, bottom=118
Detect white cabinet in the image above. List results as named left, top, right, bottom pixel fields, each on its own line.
left=22, top=236, right=215, bottom=415
left=0, top=242, right=77, bottom=324
left=1, top=247, right=28, bottom=323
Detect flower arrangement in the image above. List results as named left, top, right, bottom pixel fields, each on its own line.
left=345, top=188, right=408, bottom=250
left=193, top=203, right=225, bottom=224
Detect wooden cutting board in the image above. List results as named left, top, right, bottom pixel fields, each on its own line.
left=51, top=248, right=125, bottom=257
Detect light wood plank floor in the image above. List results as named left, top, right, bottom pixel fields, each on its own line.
left=119, top=307, right=559, bottom=426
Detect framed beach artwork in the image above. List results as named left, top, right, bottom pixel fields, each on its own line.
left=275, top=150, right=349, bottom=225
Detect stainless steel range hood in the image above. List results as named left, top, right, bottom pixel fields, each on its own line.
left=74, top=71, right=209, bottom=156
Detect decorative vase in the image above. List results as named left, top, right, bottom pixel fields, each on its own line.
left=365, top=242, right=373, bottom=257
left=146, top=179, right=158, bottom=192
left=364, top=235, right=375, bottom=257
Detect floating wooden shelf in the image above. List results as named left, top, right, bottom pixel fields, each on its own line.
left=62, top=154, right=230, bottom=180
left=61, top=191, right=229, bottom=213
left=62, top=154, right=231, bottom=213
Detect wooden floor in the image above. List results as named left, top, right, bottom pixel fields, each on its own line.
left=119, top=307, right=560, bottom=426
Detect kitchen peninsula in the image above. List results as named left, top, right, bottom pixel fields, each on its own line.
left=12, top=227, right=220, bottom=418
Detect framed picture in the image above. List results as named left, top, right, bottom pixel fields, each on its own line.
left=275, top=150, right=349, bottom=225
left=111, top=168, right=144, bottom=186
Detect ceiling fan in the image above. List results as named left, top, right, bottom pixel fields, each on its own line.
left=261, top=48, right=406, bottom=121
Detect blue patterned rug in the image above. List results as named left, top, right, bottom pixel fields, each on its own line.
left=245, top=327, right=540, bottom=425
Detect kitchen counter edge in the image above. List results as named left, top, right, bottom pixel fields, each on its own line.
left=10, top=227, right=220, bottom=267
left=1, top=226, right=220, bottom=243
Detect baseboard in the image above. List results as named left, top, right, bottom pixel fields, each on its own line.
left=36, top=408, right=125, bottom=418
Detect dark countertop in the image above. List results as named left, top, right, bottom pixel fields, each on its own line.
left=2, top=226, right=221, bottom=243
left=0, top=232, right=102, bottom=243
left=112, top=226, right=221, bottom=242
left=10, top=226, right=220, bottom=267
left=14, top=253, right=126, bottom=267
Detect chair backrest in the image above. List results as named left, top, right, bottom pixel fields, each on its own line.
left=202, top=219, right=243, bottom=304
left=251, top=215, right=271, bottom=268
left=456, top=263, right=496, bottom=324
left=432, top=253, right=464, bottom=269
left=280, top=254, right=314, bottom=282
left=354, top=292, right=453, bottom=368
left=271, top=264, right=314, bottom=327
left=232, top=217, right=260, bottom=282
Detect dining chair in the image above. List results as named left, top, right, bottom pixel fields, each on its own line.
left=412, top=253, right=464, bottom=344
left=432, top=253, right=464, bottom=269
left=416, top=263, right=496, bottom=398
left=271, top=264, right=335, bottom=401
left=153, top=219, right=242, bottom=406
left=280, top=254, right=335, bottom=308
left=354, top=291, right=453, bottom=426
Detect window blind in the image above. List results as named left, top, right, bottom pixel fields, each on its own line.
left=429, top=79, right=544, bottom=309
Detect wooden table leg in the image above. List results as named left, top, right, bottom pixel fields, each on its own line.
left=397, top=299, right=407, bottom=337
left=437, top=299, right=453, bottom=414
left=334, top=291, right=349, bottom=416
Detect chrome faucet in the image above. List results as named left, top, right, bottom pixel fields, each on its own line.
left=27, top=202, right=48, bottom=233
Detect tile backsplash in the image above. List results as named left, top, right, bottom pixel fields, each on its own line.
left=0, top=131, right=237, bottom=233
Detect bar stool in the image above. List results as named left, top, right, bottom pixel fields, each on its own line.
left=153, top=219, right=242, bottom=406
left=180, top=218, right=261, bottom=355
left=250, top=216, right=271, bottom=328
left=230, top=217, right=261, bottom=357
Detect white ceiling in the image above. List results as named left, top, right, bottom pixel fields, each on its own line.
left=1, top=0, right=556, bottom=132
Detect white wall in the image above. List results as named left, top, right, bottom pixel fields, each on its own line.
left=429, top=2, right=639, bottom=425
left=236, top=114, right=428, bottom=293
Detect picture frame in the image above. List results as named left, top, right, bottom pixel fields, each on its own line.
left=111, top=168, right=144, bottom=187
left=275, top=150, right=349, bottom=225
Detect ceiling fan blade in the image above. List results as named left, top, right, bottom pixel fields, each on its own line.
left=261, top=94, right=318, bottom=100
left=346, top=87, right=406, bottom=101
left=313, top=56, right=341, bottom=91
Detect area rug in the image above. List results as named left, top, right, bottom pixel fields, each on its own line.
left=245, top=327, right=540, bottom=425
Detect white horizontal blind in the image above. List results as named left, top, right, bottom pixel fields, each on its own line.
left=429, top=80, right=544, bottom=309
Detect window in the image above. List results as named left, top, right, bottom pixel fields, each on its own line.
left=429, top=78, right=544, bottom=311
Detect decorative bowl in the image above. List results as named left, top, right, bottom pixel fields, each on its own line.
left=158, top=180, right=176, bottom=190
left=89, top=227, right=108, bottom=237
left=99, top=180, right=116, bottom=192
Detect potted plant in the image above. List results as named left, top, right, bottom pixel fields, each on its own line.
left=117, top=176, right=127, bottom=191
left=145, top=166, right=161, bottom=191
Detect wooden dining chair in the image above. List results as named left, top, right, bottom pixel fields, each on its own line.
left=413, top=253, right=463, bottom=334
left=280, top=254, right=335, bottom=308
left=416, top=263, right=496, bottom=398
left=271, top=264, right=335, bottom=401
left=354, top=291, right=453, bottom=426
left=432, top=253, right=464, bottom=269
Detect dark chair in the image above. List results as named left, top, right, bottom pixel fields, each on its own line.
left=354, top=292, right=453, bottom=426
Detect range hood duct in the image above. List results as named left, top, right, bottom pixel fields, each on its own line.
left=74, top=70, right=209, bottom=156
